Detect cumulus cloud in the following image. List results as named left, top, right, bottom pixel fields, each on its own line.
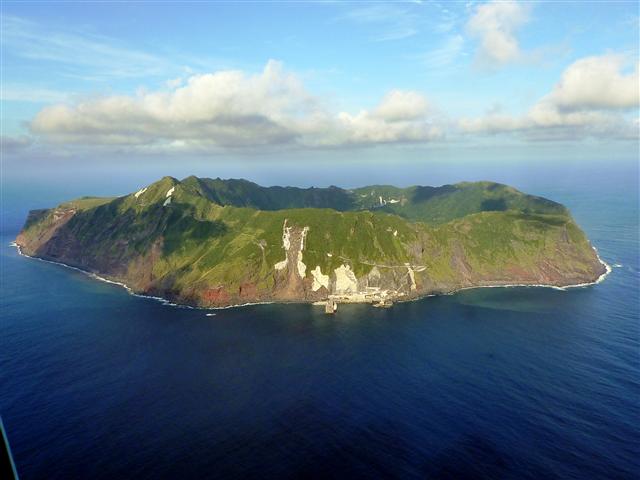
left=467, top=0, right=531, bottom=68
left=29, top=60, right=442, bottom=150
left=372, top=90, right=429, bottom=121
left=460, top=54, right=640, bottom=140
left=548, top=54, right=639, bottom=111
left=31, top=60, right=307, bottom=148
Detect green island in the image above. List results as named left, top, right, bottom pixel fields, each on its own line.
left=16, top=176, right=608, bottom=309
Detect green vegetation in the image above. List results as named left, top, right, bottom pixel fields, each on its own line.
left=353, top=181, right=568, bottom=224
left=16, top=176, right=603, bottom=307
left=163, top=176, right=568, bottom=225
left=60, top=196, right=116, bottom=211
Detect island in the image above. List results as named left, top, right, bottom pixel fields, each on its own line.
left=16, top=176, right=608, bottom=309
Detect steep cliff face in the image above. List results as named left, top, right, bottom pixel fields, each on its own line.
left=16, top=177, right=607, bottom=308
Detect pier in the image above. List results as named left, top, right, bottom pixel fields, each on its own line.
left=325, top=300, right=337, bottom=314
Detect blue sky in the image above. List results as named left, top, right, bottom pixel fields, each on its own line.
left=1, top=1, right=639, bottom=182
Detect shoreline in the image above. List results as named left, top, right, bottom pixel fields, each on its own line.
left=11, top=242, right=612, bottom=312
left=13, top=242, right=276, bottom=311
left=445, top=247, right=611, bottom=295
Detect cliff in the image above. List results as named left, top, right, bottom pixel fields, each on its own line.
left=16, top=176, right=607, bottom=308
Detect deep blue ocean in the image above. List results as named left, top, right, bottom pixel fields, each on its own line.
left=1, top=164, right=638, bottom=479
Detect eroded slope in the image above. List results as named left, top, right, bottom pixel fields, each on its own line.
left=16, top=176, right=606, bottom=307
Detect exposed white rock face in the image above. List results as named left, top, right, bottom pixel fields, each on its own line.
left=407, top=266, right=416, bottom=291
left=393, top=230, right=398, bottom=237
left=334, top=264, right=358, bottom=294
left=282, top=221, right=291, bottom=251
left=297, top=227, right=309, bottom=277
left=376, top=196, right=400, bottom=206
left=275, top=220, right=291, bottom=271
left=274, top=220, right=308, bottom=278
left=166, top=187, right=175, bottom=197
left=134, top=187, right=147, bottom=198
left=327, top=253, right=333, bottom=257
left=163, top=197, right=172, bottom=207
left=311, top=265, right=329, bottom=291
left=297, top=261, right=307, bottom=277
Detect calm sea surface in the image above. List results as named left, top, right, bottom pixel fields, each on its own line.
left=1, top=168, right=638, bottom=479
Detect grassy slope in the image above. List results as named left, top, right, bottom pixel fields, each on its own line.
left=181, top=176, right=355, bottom=211
left=352, top=181, right=567, bottom=224
left=176, top=177, right=567, bottom=225
left=17, top=177, right=600, bottom=303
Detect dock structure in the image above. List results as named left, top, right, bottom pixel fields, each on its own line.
left=325, top=300, right=337, bottom=314
left=373, top=299, right=393, bottom=308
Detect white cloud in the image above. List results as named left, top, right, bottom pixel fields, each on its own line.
left=29, top=61, right=442, bottom=150
left=460, top=54, right=640, bottom=140
left=548, top=54, right=639, bottom=111
left=373, top=90, right=429, bottom=121
left=466, top=0, right=531, bottom=68
left=165, top=77, right=184, bottom=89
left=334, top=92, right=440, bottom=145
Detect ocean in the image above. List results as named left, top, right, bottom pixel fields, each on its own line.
left=1, top=163, right=638, bottom=479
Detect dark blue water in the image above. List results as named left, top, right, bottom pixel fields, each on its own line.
left=1, top=169, right=639, bottom=479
